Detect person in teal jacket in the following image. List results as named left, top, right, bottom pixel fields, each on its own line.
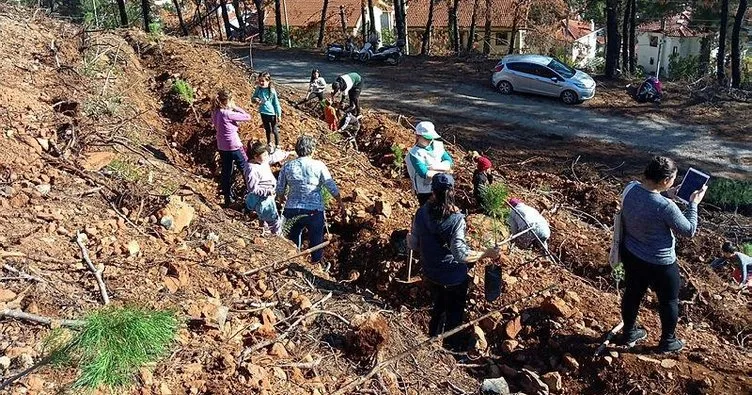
left=252, top=72, right=283, bottom=152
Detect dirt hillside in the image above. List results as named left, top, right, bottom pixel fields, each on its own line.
left=0, top=4, right=750, bottom=395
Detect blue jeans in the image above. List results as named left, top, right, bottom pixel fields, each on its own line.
left=245, top=193, right=281, bottom=233
left=283, top=208, right=325, bottom=262
left=219, top=149, right=247, bottom=204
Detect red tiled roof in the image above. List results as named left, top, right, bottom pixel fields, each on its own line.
left=637, top=9, right=702, bottom=37
left=555, top=19, right=595, bottom=42
left=405, top=0, right=529, bottom=29
left=284, top=0, right=372, bottom=28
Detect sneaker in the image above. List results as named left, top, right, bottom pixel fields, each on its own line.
left=657, top=337, right=684, bottom=353
left=619, top=327, right=648, bottom=348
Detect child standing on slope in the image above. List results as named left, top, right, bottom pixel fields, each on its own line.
left=252, top=72, right=282, bottom=152
left=244, top=141, right=292, bottom=235
left=211, top=89, right=251, bottom=207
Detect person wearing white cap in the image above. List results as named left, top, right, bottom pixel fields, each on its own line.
left=405, top=121, right=453, bottom=205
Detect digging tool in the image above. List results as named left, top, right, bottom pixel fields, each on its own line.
left=507, top=202, right=559, bottom=264
left=594, top=321, right=624, bottom=357
left=396, top=249, right=420, bottom=284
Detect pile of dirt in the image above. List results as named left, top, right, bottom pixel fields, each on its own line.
left=0, top=4, right=750, bottom=395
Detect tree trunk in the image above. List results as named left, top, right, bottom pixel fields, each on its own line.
left=255, top=0, right=265, bottom=43
left=233, top=0, right=245, bottom=33
left=220, top=0, right=233, bottom=38
left=699, top=34, right=712, bottom=76
left=116, top=0, right=129, bottom=27
left=340, top=4, right=347, bottom=36
left=604, top=0, right=620, bottom=78
left=467, top=0, right=479, bottom=52
left=361, top=2, right=367, bottom=42
left=730, top=0, right=748, bottom=88
left=367, top=0, right=376, bottom=34
left=717, top=0, right=728, bottom=84
left=318, top=0, right=329, bottom=47
left=451, top=0, right=460, bottom=52
left=394, top=0, right=405, bottom=44
left=421, top=0, right=435, bottom=55
left=621, top=0, right=630, bottom=73
left=141, top=0, right=151, bottom=32
left=215, top=5, right=224, bottom=40
left=629, top=0, right=636, bottom=74
left=275, top=0, right=283, bottom=45
left=172, top=0, right=188, bottom=35
left=483, top=0, right=491, bottom=55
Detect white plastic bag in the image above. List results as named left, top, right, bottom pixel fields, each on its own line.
left=609, top=181, right=639, bottom=268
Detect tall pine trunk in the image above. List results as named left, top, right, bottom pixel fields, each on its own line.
left=628, top=0, right=636, bottom=74
left=233, top=0, right=245, bottom=33
left=421, top=0, right=435, bottom=55
left=621, top=0, right=630, bottom=73
left=717, top=0, right=729, bottom=84
left=483, top=0, right=491, bottom=55
left=467, top=0, right=480, bottom=52
left=730, top=0, right=748, bottom=88
left=116, top=0, right=129, bottom=27
left=318, top=0, right=329, bottom=47
left=220, top=1, right=233, bottom=38
left=367, top=0, right=376, bottom=34
left=394, top=0, right=406, bottom=44
left=340, top=4, right=348, bottom=36
left=604, top=0, right=620, bottom=78
left=275, top=0, right=283, bottom=45
left=451, top=0, right=460, bottom=52
left=173, top=0, right=188, bottom=35
left=141, top=0, right=151, bottom=32
left=361, top=2, right=367, bottom=42
left=254, top=0, right=265, bottom=43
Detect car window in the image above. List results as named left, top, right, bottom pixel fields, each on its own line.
left=532, top=65, right=558, bottom=79
left=547, top=58, right=576, bottom=78
left=507, top=62, right=535, bottom=75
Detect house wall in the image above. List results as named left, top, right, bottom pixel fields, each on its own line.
left=571, top=30, right=600, bottom=67
left=637, top=32, right=703, bottom=77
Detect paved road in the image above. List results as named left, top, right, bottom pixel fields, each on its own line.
left=243, top=49, right=751, bottom=177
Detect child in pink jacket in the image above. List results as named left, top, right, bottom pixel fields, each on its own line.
left=244, top=141, right=292, bottom=235
left=211, top=90, right=252, bottom=206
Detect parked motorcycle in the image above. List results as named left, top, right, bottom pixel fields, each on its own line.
left=357, top=40, right=403, bottom=65
left=326, top=38, right=357, bottom=62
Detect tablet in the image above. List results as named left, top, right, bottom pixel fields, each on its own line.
left=676, top=168, right=710, bottom=204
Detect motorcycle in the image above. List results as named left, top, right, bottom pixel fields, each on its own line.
left=357, top=40, right=403, bottom=65
left=325, top=38, right=357, bottom=62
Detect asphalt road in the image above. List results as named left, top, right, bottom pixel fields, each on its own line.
left=241, top=49, right=751, bottom=177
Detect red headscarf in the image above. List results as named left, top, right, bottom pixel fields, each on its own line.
left=476, top=156, right=492, bottom=171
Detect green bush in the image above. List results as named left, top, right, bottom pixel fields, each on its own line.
left=742, top=243, right=752, bottom=256
left=481, top=182, right=510, bottom=221
left=381, top=28, right=396, bottom=45
left=390, top=144, right=405, bottom=170
left=668, top=53, right=700, bottom=81
left=705, top=178, right=752, bottom=208
left=171, top=79, right=195, bottom=104
left=321, top=186, right=333, bottom=209
left=82, top=0, right=142, bottom=29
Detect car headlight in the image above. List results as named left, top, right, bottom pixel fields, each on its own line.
left=574, top=81, right=589, bottom=89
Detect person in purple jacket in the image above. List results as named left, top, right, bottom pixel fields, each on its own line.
left=211, top=89, right=252, bottom=206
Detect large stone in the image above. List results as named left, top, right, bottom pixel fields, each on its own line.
left=541, top=372, right=563, bottom=393
left=0, top=288, right=17, bottom=303
left=505, top=316, right=523, bottom=339
left=159, top=196, right=195, bottom=234
left=541, top=296, right=574, bottom=318
left=481, top=377, right=510, bottom=395
left=80, top=151, right=116, bottom=171
left=519, top=369, right=550, bottom=395
left=374, top=199, right=392, bottom=218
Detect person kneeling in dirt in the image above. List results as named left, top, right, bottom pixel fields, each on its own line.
left=338, top=108, right=361, bottom=134
left=407, top=173, right=500, bottom=351
left=719, top=241, right=752, bottom=289
left=618, top=156, right=707, bottom=353
left=295, top=69, right=327, bottom=107
left=507, top=198, right=550, bottom=249
left=211, top=89, right=252, bottom=207
left=276, top=136, right=346, bottom=269
left=331, top=72, right=362, bottom=117
left=471, top=152, right=494, bottom=211
left=405, top=121, right=453, bottom=206
left=244, top=141, right=292, bottom=235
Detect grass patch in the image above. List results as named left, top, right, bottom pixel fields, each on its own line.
left=106, top=158, right=142, bottom=182
left=743, top=243, right=752, bottom=256
left=171, top=79, right=195, bottom=104
left=83, top=95, right=123, bottom=119
left=44, top=306, right=178, bottom=390
left=705, top=178, right=752, bottom=208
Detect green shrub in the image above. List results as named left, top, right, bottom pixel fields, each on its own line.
left=381, top=28, right=396, bottom=45
left=742, top=243, right=752, bottom=256
left=148, top=22, right=164, bottom=36
left=171, top=79, right=195, bottom=104
left=668, top=53, right=700, bottom=81
left=480, top=182, right=511, bottom=221
left=705, top=178, right=752, bottom=208
left=106, top=158, right=141, bottom=182
left=321, top=187, right=333, bottom=209
left=390, top=144, right=405, bottom=170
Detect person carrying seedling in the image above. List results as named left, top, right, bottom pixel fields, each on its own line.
left=471, top=152, right=494, bottom=211
left=323, top=99, right=338, bottom=131
left=331, top=72, right=362, bottom=117
left=507, top=198, right=550, bottom=249
left=251, top=72, right=282, bottom=152
left=405, top=121, right=454, bottom=206
left=295, top=69, right=327, bottom=107
left=718, top=241, right=752, bottom=289
left=407, top=173, right=500, bottom=352
left=211, top=89, right=251, bottom=207
left=243, top=141, right=292, bottom=235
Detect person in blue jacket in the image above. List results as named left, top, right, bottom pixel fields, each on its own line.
left=408, top=173, right=500, bottom=351
left=252, top=72, right=283, bottom=152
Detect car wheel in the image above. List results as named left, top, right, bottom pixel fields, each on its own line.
left=496, top=81, right=513, bottom=94
left=359, top=52, right=370, bottom=62
left=561, top=90, right=578, bottom=105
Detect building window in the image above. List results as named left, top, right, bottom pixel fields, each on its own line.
left=495, top=32, right=508, bottom=46
left=650, top=57, right=654, bottom=65
left=650, top=36, right=659, bottom=47
left=672, top=46, right=678, bottom=55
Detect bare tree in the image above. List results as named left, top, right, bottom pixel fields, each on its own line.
left=141, top=0, right=151, bottom=32
left=172, top=0, right=188, bottom=35
left=483, top=0, right=492, bottom=55
left=220, top=0, right=233, bottom=38
left=717, top=0, right=729, bottom=84
left=421, top=0, right=436, bottom=55
left=730, top=0, right=748, bottom=88
left=318, top=0, right=329, bottom=47
left=451, top=0, right=460, bottom=52
left=340, top=4, right=348, bottom=36
left=467, top=0, right=480, bottom=52
left=275, top=0, right=283, bottom=45
left=604, top=0, right=620, bottom=78
left=628, top=0, right=635, bottom=74
left=233, top=0, right=245, bottom=34
left=394, top=0, right=407, bottom=45
left=254, top=0, right=265, bottom=43
left=116, top=0, right=129, bottom=27
left=621, top=0, right=630, bottom=73
left=367, top=0, right=377, bottom=34
left=508, top=0, right=527, bottom=55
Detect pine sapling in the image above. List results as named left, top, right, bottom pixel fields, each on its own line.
left=480, top=182, right=510, bottom=245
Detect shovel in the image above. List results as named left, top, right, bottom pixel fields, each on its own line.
left=396, top=249, right=421, bottom=284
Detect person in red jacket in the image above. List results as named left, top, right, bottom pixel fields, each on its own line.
left=323, top=99, right=338, bottom=131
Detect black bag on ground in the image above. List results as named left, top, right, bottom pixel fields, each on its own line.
left=484, top=265, right=502, bottom=302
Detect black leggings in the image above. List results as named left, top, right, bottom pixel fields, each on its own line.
left=297, top=91, right=325, bottom=105
left=260, top=113, right=279, bottom=146
left=428, top=277, right=469, bottom=351
left=621, top=247, right=681, bottom=340
left=348, top=85, right=362, bottom=116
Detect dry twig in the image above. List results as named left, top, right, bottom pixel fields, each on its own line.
left=76, top=232, right=110, bottom=305
left=242, top=241, right=331, bottom=276
left=1, top=308, right=84, bottom=328
left=2, top=264, right=46, bottom=283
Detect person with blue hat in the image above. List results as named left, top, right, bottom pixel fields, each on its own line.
left=405, top=121, right=454, bottom=206
left=407, top=173, right=500, bottom=351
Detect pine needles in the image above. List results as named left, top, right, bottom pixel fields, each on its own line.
left=480, top=182, right=510, bottom=221
left=45, top=306, right=178, bottom=390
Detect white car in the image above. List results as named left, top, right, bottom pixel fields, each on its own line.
left=491, top=54, right=596, bottom=104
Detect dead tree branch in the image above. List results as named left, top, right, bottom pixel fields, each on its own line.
left=1, top=308, right=84, bottom=328
left=76, top=232, right=110, bottom=305
left=242, top=240, right=331, bottom=276
left=2, top=264, right=47, bottom=283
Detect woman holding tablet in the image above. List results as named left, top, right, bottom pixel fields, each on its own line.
left=618, top=156, right=707, bottom=353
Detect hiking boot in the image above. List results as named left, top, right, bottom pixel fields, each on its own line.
left=658, top=337, right=684, bottom=353
left=619, top=327, right=648, bottom=348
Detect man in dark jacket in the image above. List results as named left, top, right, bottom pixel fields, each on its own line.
left=331, top=72, right=363, bottom=117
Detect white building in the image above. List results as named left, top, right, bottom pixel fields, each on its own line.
left=636, top=10, right=704, bottom=78
left=556, top=19, right=603, bottom=67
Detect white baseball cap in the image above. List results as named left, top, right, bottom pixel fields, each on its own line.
left=414, top=121, right=441, bottom=140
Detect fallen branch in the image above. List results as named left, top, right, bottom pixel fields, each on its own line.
left=76, top=232, right=110, bottom=305
left=331, top=285, right=557, bottom=395
left=241, top=240, right=331, bottom=276
left=594, top=321, right=624, bottom=356
left=0, top=251, right=26, bottom=259
left=571, top=155, right=582, bottom=184
left=563, top=205, right=610, bottom=232
left=2, top=264, right=47, bottom=283
left=1, top=308, right=84, bottom=328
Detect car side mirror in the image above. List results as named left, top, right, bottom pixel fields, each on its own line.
left=550, top=77, right=559, bottom=82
